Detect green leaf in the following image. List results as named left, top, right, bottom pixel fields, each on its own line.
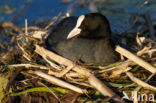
left=10, top=87, right=68, bottom=96
left=131, top=65, right=140, bottom=72
left=104, top=82, right=123, bottom=87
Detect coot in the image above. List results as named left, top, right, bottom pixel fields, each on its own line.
left=46, top=13, right=120, bottom=66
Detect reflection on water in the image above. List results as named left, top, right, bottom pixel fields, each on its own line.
left=98, top=0, right=156, bottom=33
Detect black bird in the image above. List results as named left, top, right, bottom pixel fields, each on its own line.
left=46, top=13, right=120, bottom=66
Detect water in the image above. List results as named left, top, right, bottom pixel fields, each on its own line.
left=0, top=0, right=91, bottom=53
left=0, top=0, right=155, bottom=42
left=0, top=0, right=90, bottom=25
left=98, top=0, right=156, bottom=33
left=0, top=0, right=155, bottom=33
left=0, top=0, right=156, bottom=31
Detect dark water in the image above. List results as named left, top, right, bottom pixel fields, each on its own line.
left=98, top=0, right=156, bottom=33
left=0, top=0, right=89, bottom=25
left=0, top=0, right=155, bottom=33
left=0, top=0, right=90, bottom=53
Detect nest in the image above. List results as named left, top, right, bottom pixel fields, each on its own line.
left=0, top=4, right=156, bottom=103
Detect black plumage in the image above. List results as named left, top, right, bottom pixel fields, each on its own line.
left=46, top=13, right=120, bottom=66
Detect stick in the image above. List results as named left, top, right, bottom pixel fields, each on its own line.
left=35, top=45, right=91, bottom=76
left=126, top=72, right=156, bottom=91
left=88, top=74, right=123, bottom=103
left=133, top=73, right=155, bottom=103
left=9, top=64, right=49, bottom=70
left=6, top=68, right=23, bottom=92
left=115, top=45, right=156, bottom=73
left=28, top=70, right=86, bottom=94
left=35, top=45, right=123, bottom=103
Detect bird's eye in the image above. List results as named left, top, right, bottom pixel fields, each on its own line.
left=84, top=21, right=88, bottom=26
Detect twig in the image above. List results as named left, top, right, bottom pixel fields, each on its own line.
left=115, top=45, right=156, bottom=73
left=35, top=45, right=123, bottom=103
left=49, top=65, right=75, bottom=77
left=17, top=42, right=31, bottom=61
left=35, top=45, right=92, bottom=76
left=88, top=74, right=123, bottom=103
left=37, top=81, right=61, bottom=102
left=9, top=64, right=49, bottom=70
left=67, top=80, right=92, bottom=88
left=100, top=60, right=134, bottom=78
left=98, top=61, right=122, bottom=70
left=44, top=12, right=62, bottom=30
left=136, top=46, right=151, bottom=56
left=133, top=73, right=155, bottom=103
left=32, top=30, right=47, bottom=40
left=43, top=55, right=61, bottom=70
left=1, top=22, right=20, bottom=32
left=17, top=34, right=39, bottom=42
left=61, top=90, right=80, bottom=103
left=6, top=68, right=23, bottom=92
left=25, top=19, right=28, bottom=42
left=126, top=72, right=156, bottom=91
left=27, top=70, right=86, bottom=94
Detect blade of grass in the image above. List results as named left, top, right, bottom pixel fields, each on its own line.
left=10, top=87, right=68, bottom=96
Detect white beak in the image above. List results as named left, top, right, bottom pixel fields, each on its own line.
left=67, top=15, right=85, bottom=39
left=67, top=27, right=81, bottom=39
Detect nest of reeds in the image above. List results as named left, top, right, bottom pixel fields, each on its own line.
left=0, top=2, right=156, bottom=103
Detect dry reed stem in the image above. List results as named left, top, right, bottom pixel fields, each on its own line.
left=1, top=22, right=20, bottom=32
left=28, top=70, right=86, bottom=94
left=35, top=45, right=92, bottom=76
left=25, top=19, right=28, bottom=42
left=109, top=67, right=132, bottom=78
left=126, top=72, right=156, bottom=91
left=100, top=60, right=134, bottom=78
left=45, top=12, right=62, bottom=30
left=49, top=65, right=75, bottom=77
left=127, top=72, right=155, bottom=103
left=9, top=64, right=49, bottom=70
left=68, top=81, right=92, bottom=88
left=48, top=65, right=75, bottom=77
left=35, top=45, right=123, bottom=103
left=133, top=73, right=155, bottom=103
left=17, top=42, right=31, bottom=61
left=32, top=30, right=47, bottom=39
left=37, top=81, right=61, bottom=102
left=115, top=45, right=156, bottom=74
left=6, top=68, right=23, bottom=92
left=88, top=75, right=123, bottom=103
left=43, top=55, right=61, bottom=70
left=136, top=46, right=151, bottom=56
